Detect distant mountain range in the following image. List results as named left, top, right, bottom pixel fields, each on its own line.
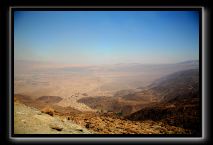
left=176, top=60, right=199, bottom=65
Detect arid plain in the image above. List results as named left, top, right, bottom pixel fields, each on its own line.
left=14, top=60, right=200, bottom=134
left=15, top=60, right=198, bottom=111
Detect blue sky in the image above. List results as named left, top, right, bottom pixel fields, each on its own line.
left=14, top=11, right=199, bottom=65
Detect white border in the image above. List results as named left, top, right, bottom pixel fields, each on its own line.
left=9, top=6, right=206, bottom=143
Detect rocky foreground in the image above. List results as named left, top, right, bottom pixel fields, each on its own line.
left=14, top=98, right=190, bottom=134
left=67, top=112, right=190, bottom=134
left=14, top=100, right=93, bottom=134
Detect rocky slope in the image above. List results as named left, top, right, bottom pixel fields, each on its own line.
left=77, top=69, right=200, bottom=135
left=77, top=68, right=199, bottom=117
left=149, top=69, right=199, bottom=102
left=14, top=100, right=93, bottom=134
left=68, top=112, right=190, bottom=134
left=14, top=96, right=190, bottom=134
left=14, top=94, right=82, bottom=116
left=126, top=69, right=201, bottom=135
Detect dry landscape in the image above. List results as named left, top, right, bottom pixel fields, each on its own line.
left=14, top=60, right=200, bottom=135
left=13, top=11, right=200, bottom=136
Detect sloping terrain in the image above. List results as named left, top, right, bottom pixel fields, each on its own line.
left=14, top=61, right=200, bottom=135
left=68, top=112, right=190, bottom=134
left=14, top=96, right=190, bottom=134
left=78, top=69, right=200, bottom=135
left=14, top=100, right=93, bottom=134
left=36, top=96, right=63, bottom=104
left=77, top=96, right=150, bottom=116
left=126, top=69, right=200, bottom=135
left=15, top=94, right=82, bottom=116
left=149, top=69, right=199, bottom=102
left=126, top=99, right=200, bottom=134
left=77, top=69, right=199, bottom=117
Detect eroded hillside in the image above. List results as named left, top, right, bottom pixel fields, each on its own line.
left=14, top=99, right=93, bottom=134
left=77, top=69, right=200, bottom=135
left=14, top=97, right=190, bottom=134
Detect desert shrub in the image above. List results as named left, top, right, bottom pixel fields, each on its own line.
left=41, top=106, right=55, bottom=116
left=116, top=112, right=123, bottom=116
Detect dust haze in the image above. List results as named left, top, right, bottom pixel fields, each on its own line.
left=14, top=60, right=198, bottom=111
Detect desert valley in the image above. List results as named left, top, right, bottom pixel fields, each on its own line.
left=14, top=60, right=200, bottom=135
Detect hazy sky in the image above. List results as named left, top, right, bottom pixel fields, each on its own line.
left=14, top=11, right=199, bottom=65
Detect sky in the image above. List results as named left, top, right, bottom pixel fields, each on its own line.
left=14, top=11, right=199, bottom=65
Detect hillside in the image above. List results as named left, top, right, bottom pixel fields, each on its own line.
left=36, top=96, right=63, bottom=104
left=78, top=69, right=199, bottom=117
left=14, top=97, right=190, bottom=134
left=14, top=100, right=93, bottom=134
left=149, top=69, right=199, bottom=102
left=15, top=95, right=82, bottom=116
left=126, top=69, right=200, bottom=135
left=77, top=69, right=200, bottom=135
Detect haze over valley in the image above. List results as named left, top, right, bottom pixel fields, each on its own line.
left=14, top=60, right=200, bottom=135
left=14, top=60, right=198, bottom=111
left=14, top=11, right=200, bottom=135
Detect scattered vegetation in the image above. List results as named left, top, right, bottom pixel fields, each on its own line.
left=41, top=106, right=55, bottom=116
left=116, top=112, right=123, bottom=116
